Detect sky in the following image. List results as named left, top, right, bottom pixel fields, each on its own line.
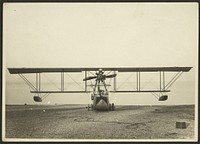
left=3, top=3, right=198, bottom=105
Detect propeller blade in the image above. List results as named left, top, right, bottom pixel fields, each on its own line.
left=105, top=74, right=117, bottom=78
left=83, top=76, right=97, bottom=81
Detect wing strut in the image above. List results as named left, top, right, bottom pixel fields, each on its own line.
left=61, top=72, right=64, bottom=91
left=113, top=71, right=116, bottom=91
left=137, top=72, right=141, bottom=91
left=36, top=73, right=41, bottom=93
left=85, top=71, right=87, bottom=92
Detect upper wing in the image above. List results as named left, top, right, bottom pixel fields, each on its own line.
left=8, top=67, right=192, bottom=74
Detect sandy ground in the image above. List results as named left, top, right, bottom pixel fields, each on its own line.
left=5, top=104, right=195, bottom=140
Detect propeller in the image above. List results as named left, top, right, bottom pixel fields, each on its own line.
left=105, top=74, right=117, bottom=78
left=83, top=76, right=97, bottom=81
left=83, top=69, right=117, bottom=81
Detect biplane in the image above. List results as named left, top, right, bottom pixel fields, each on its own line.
left=8, top=67, right=192, bottom=111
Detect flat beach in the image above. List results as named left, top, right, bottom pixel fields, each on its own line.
left=5, top=104, right=195, bottom=140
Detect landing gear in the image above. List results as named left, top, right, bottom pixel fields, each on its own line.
left=110, top=103, right=115, bottom=111
left=91, top=94, right=94, bottom=100
left=112, top=103, right=115, bottom=111
left=91, top=104, right=93, bottom=111
left=87, top=104, right=93, bottom=111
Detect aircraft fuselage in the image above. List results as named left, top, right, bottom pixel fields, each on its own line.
left=92, top=93, right=110, bottom=110
left=85, top=69, right=116, bottom=111
left=88, top=91, right=114, bottom=111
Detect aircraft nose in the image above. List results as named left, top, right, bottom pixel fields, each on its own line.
left=95, top=99, right=108, bottom=110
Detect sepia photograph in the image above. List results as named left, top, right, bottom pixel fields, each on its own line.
left=2, top=2, right=198, bottom=142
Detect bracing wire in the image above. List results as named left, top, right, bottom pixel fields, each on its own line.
left=87, top=72, right=94, bottom=89
left=89, top=80, right=94, bottom=89
left=89, top=71, right=96, bottom=76
left=41, top=93, right=51, bottom=100
left=151, top=92, right=159, bottom=100
left=116, top=73, right=134, bottom=90
left=107, top=77, right=113, bottom=90
left=140, top=73, right=158, bottom=90
left=43, top=74, right=61, bottom=90
left=66, top=73, right=85, bottom=90
left=105, top=71, right=113, bottom=75
left=164, top=71, right=183, bottom=90
left=28, top=87, right=36, bottom=97
left=83, top=72, right=91, bottom=96
left=109, top=75, right=112, bottom=85
left=19, top=74, right=37, bottom=91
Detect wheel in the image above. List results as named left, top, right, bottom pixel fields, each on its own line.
left=91, top=104, right=93, bottom=111
left=111, top=103, right=115, bottom=111
left=109, top=103, right=112, bottom=110
left=91, top=94, right=94, bottom=100
left=87, top=104, right=90, bottom=111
